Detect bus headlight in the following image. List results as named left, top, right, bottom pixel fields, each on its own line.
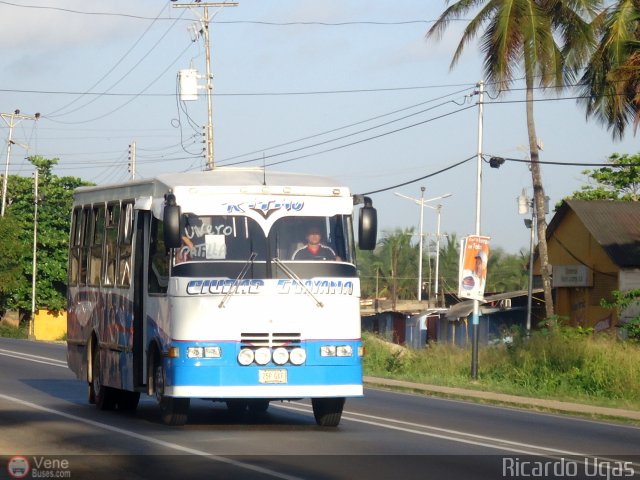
left=238, top=348, right=254, bottom=366
left=289, top=347, right=306, bottom=365
left=320, top=345, right=336, bottom=357
left=336, top=345, right=353, bottom=357
left=204, top=346, right=221, bottom=358
left=272, top=347, right=289, bottom=365
left=187, top=347, right=204, bottom=359
left=254, top=347, right=271, bottom=365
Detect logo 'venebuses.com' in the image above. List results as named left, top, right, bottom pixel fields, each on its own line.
left=7, top=456, right=30, bottom=479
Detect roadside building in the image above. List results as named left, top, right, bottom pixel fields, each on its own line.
left=535, top=200, right=640, bottom=331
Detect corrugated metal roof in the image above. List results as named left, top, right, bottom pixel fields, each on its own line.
left=549, top=200, right=640, bottom=267
left=445, top=289, right=543, bottom=319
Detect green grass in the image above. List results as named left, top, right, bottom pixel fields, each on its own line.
left=362, top=330, right=640, bottom=410
left=0, top=322, right=28, bottom=339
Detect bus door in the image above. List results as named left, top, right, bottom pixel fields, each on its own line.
left=132, top=209, right=149, bottom=389
left=132, top=209, right=169, bottom=390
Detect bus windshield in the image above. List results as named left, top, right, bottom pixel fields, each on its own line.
left=173, top=213, right=355, bottom=267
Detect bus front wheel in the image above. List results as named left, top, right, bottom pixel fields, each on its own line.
left=311, top=397, right=345, bottom=427
left=154, top=361, right=189, bottom=426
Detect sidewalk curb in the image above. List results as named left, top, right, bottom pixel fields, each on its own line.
left=363, top=376, right=640, bottom=421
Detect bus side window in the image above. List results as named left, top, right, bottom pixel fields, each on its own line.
left=89, top=205, right=105, bottom=287
left=79, top=206, right=91, bottom=285
left=148, top=217, right=169, bottom=294
left=103, top=202, right=120, bottom=287
left=68, top=207, right=82, bottom=286
left=117, top=201, right=134, bottom=288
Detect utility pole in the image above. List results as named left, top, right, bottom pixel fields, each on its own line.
left=471, top=80, right=484, bottom=380
left=29, top=168, right=39, bottom=340
left=172, top=2, right=238, bottom=170
left=418, top=187, right=425, bottom=301
left=128, top=141, right=136, bottom=180
left=1, top=110, right=40, bottom=217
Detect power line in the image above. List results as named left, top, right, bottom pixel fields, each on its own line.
left=486, top=155, right=640, bottom=168
left=218, top=96, right=475, bottom=167
left=43, top=40, right=196, bottom=125
left=222, top=103, right=477, bottom=169
left=0, top=83, right=477, bottom=98
left=363, top=156, right=477, bottom=196
left=0, top=1, right=187, bottom=20
left=47, top=2, right=175, bottom=118
left=218, top=86, right=474, bottom=163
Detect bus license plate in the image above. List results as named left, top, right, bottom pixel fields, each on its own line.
left=259, top=369, right=287, bottom=384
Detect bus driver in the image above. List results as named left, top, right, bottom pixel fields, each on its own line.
left=292, top=226, right=338, bottom=261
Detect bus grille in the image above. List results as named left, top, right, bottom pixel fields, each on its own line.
left=240, top=332, right=301, bottom=348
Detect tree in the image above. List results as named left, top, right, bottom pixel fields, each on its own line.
left=580, top=1, right=640, bottom=139
left=485, top=246, right=530, bottom=292
left=426, top=0, right=599, bottom=318
left=378, top=228, right=418, bottom=309
left=0, top=156, right=91, bottom=314
left=564, top=151, right=640, bottom=201
left=430, top=232, right=460, bottom=297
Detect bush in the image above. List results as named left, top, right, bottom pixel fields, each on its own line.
left=0, top=322, right=28, bottom=339
left=362, top=328, right=640, bottom=408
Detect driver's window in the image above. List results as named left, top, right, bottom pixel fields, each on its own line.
left=270, top=216, right=352, bottom=263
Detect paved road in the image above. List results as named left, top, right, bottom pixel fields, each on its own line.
left=1, top=337, right=639, bottom=480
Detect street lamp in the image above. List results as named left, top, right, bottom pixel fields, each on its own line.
left=394, top=189, right=452, bottom=302
left=518, top=189, right=550, bottom=333
left=426, top=203, right=446, bottom=305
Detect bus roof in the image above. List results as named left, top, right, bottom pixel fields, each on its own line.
left=74, top=168, right=351, bottom=201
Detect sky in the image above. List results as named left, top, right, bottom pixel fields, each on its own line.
left=0, top=0, right=638, bottom=254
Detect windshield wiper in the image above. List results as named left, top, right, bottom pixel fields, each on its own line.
left=272, top=258, right=324, bottom=308
left=218, top=252, right=258, bottom=308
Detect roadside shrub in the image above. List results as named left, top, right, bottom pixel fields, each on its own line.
left=362, top=327, right=640, bottom=408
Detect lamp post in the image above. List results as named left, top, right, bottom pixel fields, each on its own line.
left=394, top=190, right=452, bottom=302
left=518, top=190, right=535, bottom=333
left=518, top=189, right=550, bottom=333
left=431, top=204, right=444, bottom=304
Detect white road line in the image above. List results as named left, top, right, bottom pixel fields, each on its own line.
left=0, top=392, right=302, bottom=480
left=279, top=401, right=640, bottom=472
left=0, top=348, right=67, bottom=367
left=4, top=348, right=639, bottom=475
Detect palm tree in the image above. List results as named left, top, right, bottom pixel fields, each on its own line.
left=426, top=0, right=599, bottom=318
left=379, top=228, right=417, bottom=309
left=580, top=1, right=640, bottom=139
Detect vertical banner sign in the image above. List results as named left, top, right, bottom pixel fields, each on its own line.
left=458, top=235, right=490, bottom=301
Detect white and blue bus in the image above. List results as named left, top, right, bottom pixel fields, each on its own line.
left=66, top=168, right=377, bottom=426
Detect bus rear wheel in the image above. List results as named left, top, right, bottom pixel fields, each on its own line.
left=117, top=390, right=140, bottom=411
left=311, top=397, right=345, bottom=427
left=154, top=361, right=189, bottom=426
left=92, top=346, right=117, bottom=410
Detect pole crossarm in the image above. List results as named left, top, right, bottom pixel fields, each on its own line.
left=171, top=2, right=238, bottom=8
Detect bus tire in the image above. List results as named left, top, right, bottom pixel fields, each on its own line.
left=92, top=346, right=117, bottom=410
left=117, top=390, right=140, bottom=411
left=154, top=361, right=189, bottom=426
left=225, top=400, right=247, bottom=420
left=247, top=399, right=270, bottom=413
left=311, top=397, right=345, bottom=427
left=87, top=383, right=95, bottom=405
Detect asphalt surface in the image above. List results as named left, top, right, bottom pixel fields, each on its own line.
left=364, top=376, right=640, bottom=422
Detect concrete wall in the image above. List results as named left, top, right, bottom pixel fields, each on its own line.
left=33, top=310, right=67, bottom=341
